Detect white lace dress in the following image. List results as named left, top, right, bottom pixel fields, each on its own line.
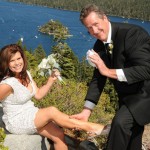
left=0, top=71, right=39, bottom=134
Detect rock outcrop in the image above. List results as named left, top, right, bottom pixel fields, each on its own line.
left=0, top=104, right=49, bottom=150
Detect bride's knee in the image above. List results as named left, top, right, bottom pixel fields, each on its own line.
left=46, top=106, right=61, bottom=118
left=48, top=106, right=59, bottom=113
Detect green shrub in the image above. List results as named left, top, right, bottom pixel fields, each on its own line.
left=0, top=128, right=9, bottom=150
left=32, top=78, right=115, bottom=149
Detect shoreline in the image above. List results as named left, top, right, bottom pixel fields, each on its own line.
left=6, top=0, right=150, bottom=22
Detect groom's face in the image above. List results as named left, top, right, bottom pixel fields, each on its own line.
left=83, top=12, right=109, bottom=42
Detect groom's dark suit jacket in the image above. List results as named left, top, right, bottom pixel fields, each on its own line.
left=85, top=22, right=150, bottom=126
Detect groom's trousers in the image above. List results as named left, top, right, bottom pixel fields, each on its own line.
left=106, top=105, right=144, bottom=150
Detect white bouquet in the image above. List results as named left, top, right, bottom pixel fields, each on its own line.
left=38, top=54, right=65, bottom=84
left=86, top=49, right=96, bottom=67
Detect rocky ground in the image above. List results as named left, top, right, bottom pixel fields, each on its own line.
left=142, top=124, right=150, bottom=150
left=67, top=124, right=150, bottom=150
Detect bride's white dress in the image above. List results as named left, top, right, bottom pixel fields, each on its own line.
left=0, top=71, right=39, bottom=134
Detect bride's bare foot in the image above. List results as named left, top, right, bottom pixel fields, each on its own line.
left=87, top=124, right=111, bottom=139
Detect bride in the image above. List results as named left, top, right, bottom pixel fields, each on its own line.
left=0, top=44, right=109, bottom=150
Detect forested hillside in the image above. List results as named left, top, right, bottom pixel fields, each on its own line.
left=8, top=0, right=150, bottom=21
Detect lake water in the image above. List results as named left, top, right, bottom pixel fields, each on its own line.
left=0, top=0, right=150, bottom=59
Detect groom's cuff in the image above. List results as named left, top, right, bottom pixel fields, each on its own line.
left=84, top=100, right=95, bottom=110
left=116, top=69, right=127, bottom=82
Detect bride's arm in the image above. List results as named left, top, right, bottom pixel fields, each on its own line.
left=0, top=84, right=13, bottom=101
left=33, top=69, right=60, bottom=100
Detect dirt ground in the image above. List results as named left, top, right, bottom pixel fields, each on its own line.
left=142, top=124, right=150, bottom=150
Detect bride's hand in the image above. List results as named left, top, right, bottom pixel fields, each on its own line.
left=50, top=69, right=61, bottom=81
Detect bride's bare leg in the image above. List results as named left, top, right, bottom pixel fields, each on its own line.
left=34, top=106, right=104, bottom=134
left=37, top=121, right=68, bottom=150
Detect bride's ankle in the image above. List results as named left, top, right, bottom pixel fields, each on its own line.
left=101, top=124, right=111, bottom=135
left=90, top=123, right=104, bottom=132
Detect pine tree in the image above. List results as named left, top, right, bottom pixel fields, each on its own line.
left=33, top=44, right=46, bottom=64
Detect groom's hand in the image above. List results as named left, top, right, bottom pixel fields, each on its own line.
left=70, top=108, right=92, bottom=121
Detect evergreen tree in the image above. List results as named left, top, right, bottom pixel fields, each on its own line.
left=33, top=44, right=46, bottom=64
left=25, top=50, right=37, bottom=70
left=51, top=42, right=78, bottom=79
left=77, top=57, right=94, bottom=82
left=103, top=79, right=119, bottom=114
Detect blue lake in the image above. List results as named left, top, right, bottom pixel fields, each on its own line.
left=0, top=0, right=150, bottom=59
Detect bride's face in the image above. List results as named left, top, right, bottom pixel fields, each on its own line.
left=9, top=51, right=24, bottom=75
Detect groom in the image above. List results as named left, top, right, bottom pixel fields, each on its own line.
left=72, top=4, right=150, bottom=150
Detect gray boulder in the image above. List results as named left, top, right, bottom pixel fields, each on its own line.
left=0, top=104, right=49, bottom=150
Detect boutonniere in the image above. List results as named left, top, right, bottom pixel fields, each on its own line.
left=107, top=40, right=114, bottom=54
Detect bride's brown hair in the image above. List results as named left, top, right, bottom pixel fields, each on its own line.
left=0, top=44, right=30, bottom=86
